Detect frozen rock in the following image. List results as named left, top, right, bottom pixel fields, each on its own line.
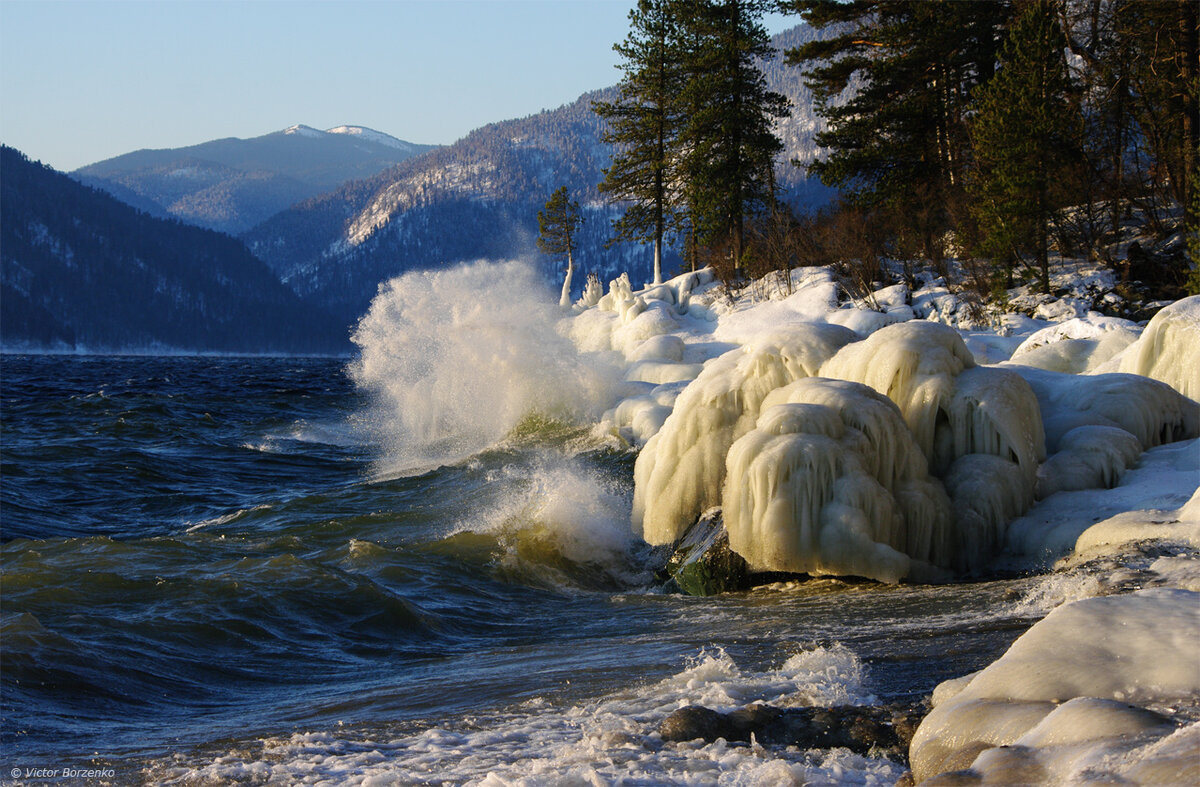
left=909, top=588, right=1200, bottom=784
left=1118, top=295, right=1200, bottom=400
left=633, top=324, right=858, bottom=545
left=723, top=379, right=954, bottom=582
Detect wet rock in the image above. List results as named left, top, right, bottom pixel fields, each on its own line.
left=657, top=701, right=924, bottom=758
left=662, top=509, right=751, bottom=596
left=658, top=705, right=737, bottom=742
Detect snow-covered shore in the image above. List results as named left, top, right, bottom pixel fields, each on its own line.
left=565, top=261, right=1199, bottom=784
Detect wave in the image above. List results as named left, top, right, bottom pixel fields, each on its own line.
left=349, top=260, right=623, bottom=477
left=433, top=449, right=651, bottom=591
left=143, top=645, right=904, bottom=786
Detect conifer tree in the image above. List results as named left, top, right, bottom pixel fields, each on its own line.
left=785, top=0, right=1010, bottom=269
left=537, top=186, right=584, bottom=307
left=594, top=0, right=683, bottom=285
left=969, top=0, right=1080, bottom=294
left=676, top=0, right=790, bottom=272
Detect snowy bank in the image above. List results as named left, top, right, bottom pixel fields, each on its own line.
left=570, top=265, right=1197, bottom=585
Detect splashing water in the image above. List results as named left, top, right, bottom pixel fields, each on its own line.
left=350, top=260, right=621, bottom=475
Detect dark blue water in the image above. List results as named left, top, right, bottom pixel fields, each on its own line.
left=1, top=355, right=1039, bottom=784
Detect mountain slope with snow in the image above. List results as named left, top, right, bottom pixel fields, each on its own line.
left=73, top=125, right=439, bottom=235
left=243, top=24, right=839, bottom=327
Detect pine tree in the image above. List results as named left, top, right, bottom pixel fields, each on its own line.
left=675, top=0, right=790, bottom=273
left=785, top=0, right=1010, bottom=269
left=537, top=186, right=584, bottom=307
left=594, top=0, right=684, bottom=285
left=969, top=0, right=1080, bottom=294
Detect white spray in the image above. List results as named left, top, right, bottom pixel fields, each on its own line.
left=349, top=259, right=621, bottom=475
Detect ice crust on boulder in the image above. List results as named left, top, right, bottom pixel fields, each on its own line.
left=1008, top=365, right=1198, bottom=453
left=1035, top=425, right=1143, bottom=499
left=723, top=379, right=954, bottom=583
left=1009, top=315, right=1140, bottom=374
left=635, top=319, right=1051, bottom=579
left=1117, top=295, right=1200, bottom=400
left=909, top=588, right=1200, bottom=784
left=817, top=322, right=978, bottom=461
left=633, top=324, right=859, bottom=545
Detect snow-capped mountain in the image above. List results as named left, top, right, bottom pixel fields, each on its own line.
left=324, top=125, right=417, bottom=151
left=244, top=25, right=839, bottom=327
left=73, top=125, right=439, bottom=235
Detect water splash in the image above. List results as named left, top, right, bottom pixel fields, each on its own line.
left=349, top=260, right=621, bottom=476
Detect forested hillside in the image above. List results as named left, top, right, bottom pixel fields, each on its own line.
left=243, top=25, right=837, bottom=327
left=1, top=146, right=346, bottom=354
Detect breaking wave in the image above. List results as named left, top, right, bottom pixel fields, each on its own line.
left=349, top=260, right=622, bottom=477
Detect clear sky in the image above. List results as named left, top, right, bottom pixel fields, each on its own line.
left=1, top=0, right=797, bottom=173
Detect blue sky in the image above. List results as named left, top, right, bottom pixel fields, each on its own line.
left=1, top=1, right=797, bottom=173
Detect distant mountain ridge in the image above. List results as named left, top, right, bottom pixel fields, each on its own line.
left=74, top=125, right=439, bottom=235
left=1, top=146, right=345, bottom=354
left=244, top=24, right=839, bottom=327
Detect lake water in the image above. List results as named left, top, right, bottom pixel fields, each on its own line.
left=1, top=354, right=1045, bottom=784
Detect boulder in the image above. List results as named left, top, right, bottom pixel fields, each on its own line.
left=662, top=509, right=751, bottom=596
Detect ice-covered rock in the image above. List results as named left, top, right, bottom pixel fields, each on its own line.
left=723, top=379, right=954, bottom=583
left=1008, top=315, right=1141, bottom=374
left=817, top=323, right=1046, bottom=571
left=1035, top=425, right=1143, bottom=499
left=1117, top=295, right=1200, bottom=400
left=633, top=324, right=859, bottom=545
left=909, top=588, right=1200, bottom=785
left=1008, top=365, right=1198, bottom=453
left=818, top=322, right=977, bottom=460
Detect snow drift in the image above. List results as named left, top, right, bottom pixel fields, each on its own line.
left=909, top=588, right=1200, bottom=784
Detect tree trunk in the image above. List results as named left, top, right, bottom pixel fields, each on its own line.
left=559, top=249, right=575, bottom=308
left=1178, top=0, right=1198, bottom=227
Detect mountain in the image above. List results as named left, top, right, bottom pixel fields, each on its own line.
left=73, top=125, right=439, bottom=235
left=1, top=146, right=346, bottom=354
left=243, top=25, right=841, bottom=327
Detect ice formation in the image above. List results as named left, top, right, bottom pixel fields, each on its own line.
left=1034, top=425, right=1143, bottom=499
left=559, top=265, right=1197, bottom=583
left=1003, top=438, right=1200, bottom=563
left=722, top=379, right=954, bottom=583
left=1008, top=365, right=1198, bottom=453
left=813, top=323, right=1046, bottom=574
left=1117, top=295, right=1200, bottom=400
left=631, top=317, right=1054, bottom=578
left=909, top=588, right=1200, bottom=784
left=633, top=324, right=859, bottom=545
left=1008, top=314, right=1139, bottom=369
left=817, top=322, right=977, bottom=461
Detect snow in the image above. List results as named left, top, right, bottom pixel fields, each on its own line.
left=909, top=588, right=1200, bottom=784
left=1117, top=294, right=1200, bottom=400
left=325, top=125, right=414, bottom=151
left=282, top=123, right=325, bottom=139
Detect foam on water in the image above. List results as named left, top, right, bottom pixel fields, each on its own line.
left=350, top=260, right=622, bottom=477
left=443, top=451, right=650, bottom=590
left=148, top=645, right=904, bottom=786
